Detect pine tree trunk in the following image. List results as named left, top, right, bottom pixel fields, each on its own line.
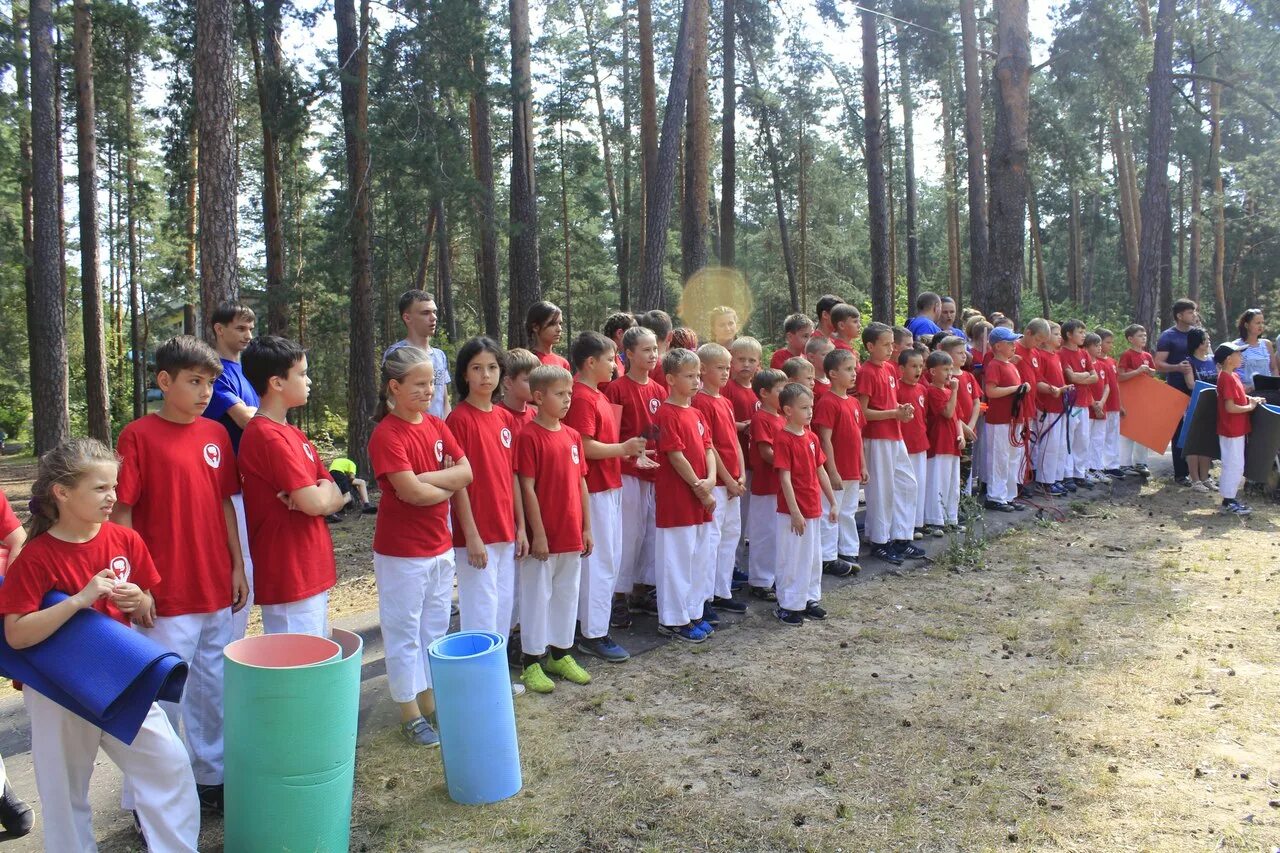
left=744, top=36, right=798, bottom=311
left=196, top=0, right=239, bottom=342
left=413, top=206, right=437, bottom=293
left=559, top=103, right=572, bottom=337
left=185, top=122, right=198, bottom=334
left=508, top=0, right=541, bottom=345
left=620, top=0, right=633, bottom=308
left=1110, top=107, right=1140, bottom=298
left=1188, top=48, right=1202, bottom=303
left=680, top=0, right=709, bottom=280
left=17, top=2, right=36, bottom=404
left=243, top=0, right=288, bottom=335
left=468, top=44, right=501, bottom=338
left=54, top=15, right=65, bottom=308
left=942, top=62, right=962, bottom=303
left=126, top=44, right=143, bottom=420
left=862, top=5, right=891, bottom=324
left=986, top=0, right=1029, bottom=324
left=798, top=120, right=807, bottom=309
left=719, top=0, right=735, bottom=268
left=637, top=0, right=657, bottom=280
left=958, top=0, right=989, bottom=310
left=896, top=21, right=919, bottom=310
left=74, top=0, right=109, bottom=443
left=1028, top=182, right=1049, bottom=318
left=578, top=0, right=625, bottom=295
left=1209, top=78, right=1226, bottom=339
left=1067, top=183, right=1082, bottom=304
left=883, top=44, right=895, bottom=309
left=434, top=198, right=456, bottom=341
left=1134, top=0, right=1174, bottom=337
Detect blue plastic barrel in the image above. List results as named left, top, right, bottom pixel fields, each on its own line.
left=427, top=630, right=522, bottom=804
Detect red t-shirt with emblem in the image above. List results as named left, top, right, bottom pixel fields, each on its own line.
left=749, top=409, right=785, bottom=497
left=604, top=374, right=667, bottom=482
left=896, top=381, right=930, bottom=454
left=1099, top=357, right=1122, bottom=413
left=1217, top=371, right=1252, bottom=438
left=925, top=384, right=961, bottom=457
left=692, top=392, right=742, bottom=481
left=564, top=382, right=623, bottom=492
left=516, top=422, right=586, bottom=553
left=1118, top=349, right=1154, bottom=374
left=984, top=359, right=1023, bottom=425
left=1035, top=348, right=1067, bottom=414
left=770, top=348, right=802, bottom=370
left=498, top=401, right=537, bottom=428
left=722, top=379, right=759, bottom=471
left=956, top=370, right=980, bottom=424
left=535, top=350, right=571, bottom=372
left=654, top=402, right=713, bottom=528
left=1014, top=343, right=1040, bottom=419
left=370, top=413, right=466, bottom=558
left=0, top=523, right=160, bottom=626
left=773, top=427, right=826, bottom=518
left=116, top=414, right=239, bottom=616
left=1059, top=348, right=1095, bottom=407
left=446, top=402, right=518, bottom=546
left=811, top=391, right=864, bottom=481
left=856, top=360, right=902, bottom=441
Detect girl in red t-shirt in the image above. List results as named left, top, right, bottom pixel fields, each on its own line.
left=0, top=439, right=198, bottom=851
left=526, top=300, right=571, bottom=371
left=369, top=346, right=474, bottom=747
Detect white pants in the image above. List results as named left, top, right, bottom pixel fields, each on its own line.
left=747, top=493, right=777, bottom=589
left=655, top=524, right=710, bottom=627
left=138, top=610, right=230, bottom=786
left=374, top=552, right=453, bottom=701
left=925, top=455, right=961, bottom=525
left=1065, top=409, right=1091, bottom=478
left=973, top=413, right=991, bottom=486
left=27, top=687, right=199, bottom=853
left=578, top=489, right=622, bottom=639
left=1087, top=418, right=1106, bottom=470
left=986, top=421, right=1021, bottom=503
left=907, top=452, right=927, bottom=528
left=455, top=542, right=516, bottom=638
left=821, top=481, right=862, bottom=560
left=617, top=477, right=657, bottom=592
left=260, top=590, right=329, bottom=637
left=1119, top=435, right=1150, bottom=467
left=1034, top=413, right=1067, bottom=484
left=864, top=439, right=917, bottom=544
left=519, top=552, right=580, bottom=656
left=774, top=514, right=821, bottom=611
left=230, top=493, right=254, bottom=641
left=1218, top=435, right=1245, bottom=500
left=1103, top=411, right=1121, bottom=469
left=708, top=487, right=742, bottom=600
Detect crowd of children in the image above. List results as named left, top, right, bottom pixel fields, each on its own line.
left=0, top=290, right=1266, bottom=849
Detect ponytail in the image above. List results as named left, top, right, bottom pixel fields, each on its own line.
left=27, top=439, right=119, bottom=539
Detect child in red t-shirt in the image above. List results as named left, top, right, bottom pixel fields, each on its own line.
left=526, top=300, right=571, bottom=371
left=1096, top=329, right=1125, bottom=476
left=497, top=347, right=540, bottom=427
left=0, top=439, right=198, bottom=851
left=114, top=335, right=246, bottom=807
left=924, top=351, right=964, bottom=531
left=564, top=332, right=648, bottom=663
left=897, top=349, right=931, bottom=538
left=747, top=369, right=788, bottom=600
left=654, top=348, right=716, bottom=643
left=771, top=313, right=815, bottom=370
left=516, top=365, right=593, bottom=693
left=239, top=336, right=344, bottom=637
left=725, top=337, right=763, bottom=575
left=1117, top=324, right=1157, bottom=473
left=829, top=304, right=863, bottom=358
left=812, top=348, right=864, bottom=575
left=805, top=336, right=835, bottom=398
left=1083, top=333, right=1112, bottom=481
left=1214, top=343, right=1262, bottom=515
left=1059, top=320, right=1102, bottom=488
left=772, top=383, right=837, bottom=626
left=984, top=327, right=1031, bottom=511
left=639, top=309, right=674, bottom=390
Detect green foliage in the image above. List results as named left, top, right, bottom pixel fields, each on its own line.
left=0, top=377, right=31, bottom=440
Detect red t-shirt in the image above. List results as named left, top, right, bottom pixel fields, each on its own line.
left=1059, top=348, right=1094, bottom=406
left=370, top=413, right=466, bottom=558
left=1035, top=348, right=1067, bottom=414
left=498, top=401, right=536, bottom=428
left=722, top=380, right=759, bottom=471
left=0, top=494, right=17, bottom=577
left=692, top=392, right=742, bottom=481
left=0, top=523, right=160, bottom=626
left=773, top=427, right=826, bottom=519
left=831, top=336, right=854, bottom=353
left=956, top=370, right=979, bottom=425
left=648, top=362, right=669, bottom=390
left=564, top=382, right=623, bottom=493
left=238, top=417, right=337, bottom=605
left=614, top=354, right=626, bottom=381
left=1093, top=357, right=1117, bottom=417
left=896, top=381, right=930, bottom=454
left=535, top=350, right=571, bottom=371
left=984, top=359, right=1024, bottom=426
left=446, top=402, right=518, bottom=546
left=926, top=384, right=961, bottom=457
left=855, top=360, right=902, bottom=441
left=1118, top=349, right=1155, bottom=373
left=1217, top=371, right=1252, bottom=438
left=604, top=374, right=667, bottom=482
left=116, top=414, right=240, bottom=616
left=516, top=422, right=586, bottom=553
left=812, top=391, right=864, bottom=480
left=770, top=348, right=802, bottom=370
left=1014, top=343, right=1040, bottom=419
left=654, top=402, right=713, bottom=528
left=749, top=409, right=785, bottom=497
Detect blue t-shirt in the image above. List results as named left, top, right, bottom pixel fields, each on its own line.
left=945, top=325, right=967, bottom=341
left=383, top=339, right=450, bottom=419
left=1156, top=326, right=1191, bottom=393
left=204, top=358, right=260, bottom=453
left=1188, top=355, right=1217, bottom=385
left=1233, top=339, right=1272, bottom=391
left=905, top=316, right=942, bottom=339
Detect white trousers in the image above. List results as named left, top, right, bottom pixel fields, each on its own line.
left=519, top=552, right=580, bottom=656
left=973, top=414, right=991, bottom=486
left=707, top=487, right=742, bottom=600
left=1065, top=410, right=1091, bottom=478
left=907, top=452, right=927, bottom=528
left=1119, top=435, right=1150, bottom=467
left=1103, top=411, right=1121, bottom=469
left=821, top=480, right=861, bottom=560
left=27, top=687, right=198, bottom=853
left=986, top=421, right=1021, bottom=503
left=655, top=524, right=710, bottom=627
left=1034, top=413, right=1067, bottom=484
left=230, top=493, right=254, bottom=642
left=260, top=590, right=329, bottom=638
left=1087, top=417, right=1107, bottom=471
left=1218, top=435, right=1245, bottom=500
left=374, top=552, right=454, bottom=702
left=455, top=542, right=517, bottom=638
left=925, top=455, right=961, bottom=525
left=617, top=477, right=657, bottom=592
left=747, top=493, right=777, bottom=589
left=578, top=489, right=622, bottom=639
left=774, top=514, right=821, bottom=611
left=864, top=439, right=917, bottom=545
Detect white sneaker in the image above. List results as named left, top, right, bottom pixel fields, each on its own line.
left=512, top=681, right=526, bottom=697
left=1191, top=480, right=1211, bottom=493
left=1204, top=476, right=1218, bottom=489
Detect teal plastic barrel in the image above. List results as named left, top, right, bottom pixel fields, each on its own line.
left=224, top=630, right=364, bottom=852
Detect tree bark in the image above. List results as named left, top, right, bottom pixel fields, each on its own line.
left=468, top=45, right=501, bottom=338
left=185, top=122, right=198, bottom=335
left=508, top=0, right=541, bottom=345
left=243, top=0, right=288, bottom=335
left=196, top=0, right=239, bottom=341
left=744, top=36, right=798, bottom=311
left=1028, top=181, right=1049, bottom=318
left=1134, top=0, right=1174, bottom=337
left=558, top=97, right=572, bottom=337
left=620, top=0, right=633, bottom=307
left=335, top=0, right=377, bottom=476
left=720, top=0, right=735, bottom=268
left=637, top=0, right=657, bottom=282
left=1067, top=183, right=1082, bottom=304
left=577, top=0, right=626, bottom=295
left=17, top=2, right=36, bottom=407
left=73, top=0, right=109, bottom=443
left=986, top=0, right=1029, bottom=324
left=896, top=22, right=919, bottom=310
left=434, top=197, right=456, bottom=341
left=680, top=0, right=709, bottom=280
left=1209, top=78, right=1226, bottom=339
left=1110, top=106, right=1140, bottom=299
left=1188, top=48, right=1202, bottom=303
left=862, top=5, right=891, bottom=324
left=126, top=39, right=143, bottom=420
left=958, top=0, right=989, bottom=310
left=942, top=60, right=962, bottom=304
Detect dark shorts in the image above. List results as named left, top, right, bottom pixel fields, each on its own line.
left=331, top=471, right=354, bottom=496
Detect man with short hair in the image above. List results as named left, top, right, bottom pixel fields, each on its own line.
left=385, top=290, right=451, bottom=418
left=905, top=292, right=942, bottom=340
left=1154, top=299, right=1200, bottom=485
left=939, top=297, right=966, bottom=340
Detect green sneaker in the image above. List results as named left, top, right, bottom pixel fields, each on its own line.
left=521, top=662, right=555, bottom=694
left=543, top=653, right=592, bottom=685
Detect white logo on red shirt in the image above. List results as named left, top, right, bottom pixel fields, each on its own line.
left=1031, top=357, right=1040, bottom=369
left=918, top=394, right=926, bottom=407
left=203, top=443, right=221, bottom=469
left=434, top=440, right=445, bottom=462
left=889, top=377, right=897, bottom=389
left=648, top=398, right=661, bottom=415
left=500, top=427, right=513, bottom=448
left=302, top=443, right=315, bottom=462
left=571, top=445, right=580, bottom=465
left=754, top=400, right=762, bottom=411
left=808, top=441, right=816, bottom=455
left=109, top=556, right=131, bottom=583
left=696, top=421, right=705, bottom=436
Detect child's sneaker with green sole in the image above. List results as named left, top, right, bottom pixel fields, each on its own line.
left=543, top=653, right=592, bottom=685
left=521, top=662, right=555, bottom=694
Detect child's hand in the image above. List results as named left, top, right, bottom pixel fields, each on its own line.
left=1120, top=406, right=1127, bottom=418
left=466, top=536, right=488, bottom=569
left=1143, top=365, right=1156, bottom=376
left=110, top=582, right=146, bottom=615
left=827, top=504, right=838, bottom=524
left=727, top=479, right=744, bottom=498
left=580, top=530, right=594, bottom=558
left=621, top=436, right=648, bottom=458
left=700, top=491, right=717, bottom=512
left=897, top=404, right=914, bottom=422
left=75, top=569, right=117, bottom=608
left=515, top=528, right=530, bottom=560
left=277, top=490, right=297, bottom=511
left=531, top=534, right=550, bottom=561
left=958, top=435, right=967, bottom=451
left=861, top=471, right=869, bottom=484
left=962, top=424, right=976, bottom=441
left=231, top=566, right=250, bottom=613
left=790, top=510, right=805, bottom=535
left=1090, top=402, right=1103, bottom=417
left=442, top=455, right=456, bottom=469
left=635, top=450, right=660, bottom=470
left=830, top=477, right=843, bottom=491
left=949, top=376, right=959, bottom=391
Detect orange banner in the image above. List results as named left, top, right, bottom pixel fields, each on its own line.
left=1118, top=374, right=1189, bottom=454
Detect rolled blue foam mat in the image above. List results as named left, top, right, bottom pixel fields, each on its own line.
left=1244, top=404, right=1280, bottom=482
left=428, top=630, right=522, bottom=804
left=1182, top=387, right=1221, bottom=459
left=1177, top=381, right=1215, bottom=449
left=0, top=590, right=187, bottom=744
left=224, top=630, right=363, bottom=852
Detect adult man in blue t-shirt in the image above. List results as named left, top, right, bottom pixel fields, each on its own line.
left=904, top=292, right=943, bottom=340
left=1154, top=299, right=1200, bottom=484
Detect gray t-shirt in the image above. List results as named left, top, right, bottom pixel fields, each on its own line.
left=383, top=339, right=450, bottom=419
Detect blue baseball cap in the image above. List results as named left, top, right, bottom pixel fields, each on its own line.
left=989, top=326, right=1022, bottom=344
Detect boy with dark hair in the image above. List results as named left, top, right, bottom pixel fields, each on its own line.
left=813, top=295, right=845, bottom=340
left=771, top=314, right=815, bottom=369
left=1117, top=325, right=1157, bottom=474
left=813, top=348, right=863, bottom=574
left=639, top=309, right=674, bottom=389
left=747, top=369, right=788, bottom=600
left=602, top=312, right=636, bottom=379
left=385, top=289, right=452, bottom=418
left=905, top=292, right=942, bottom=339
left=829, top=304, right=863, bottom=359
left=1059, top=319, right=1102, bottom=488
left=1214, top=342, right=1261, bottom=515
left=498, top=347, right=540, bottom=427
left=897, top=349, right=930, bottom=539
left=923, top=351, right=963, bottom=532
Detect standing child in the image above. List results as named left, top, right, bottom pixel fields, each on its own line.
left=1035, top=322, right=1072, bottom=495
left=983, top=327, right=1030, bottom=512
left=783, top=357, right=816, bottom=391
left=1096, top=329, right=1126, bottom=478
left=602, top=312, right=637, bottom=380
left=1117, top=325, right=1157, bottom=475
left=1059, top=320, right=1102, bottom=488
left=498, top=348, right=540, bottom=428
left=924, top=352, right=964, bottom=532
left=1, top=440, right=199, bottom=852
left=239, top=336, right=344, bottom=636
left=829, top=304, right=863, bottom=360
left=772, top=384, right=838, bottom=626
left=747, top=370, right=788, bottom=600
left=564, top=332, right=648, bottom=663
left=114, top=335, right=247, bottom=812
left=725, top=337, right=763, bottom=574
left=897, top=350, right=931, bottom=539
left=771, top=314, right=815, bottom=369
left=1083, top=333, right=1113, bottom=482
left=654, top=349, right=717, bottom=643
left=639, top=310, right=675, bottom=389
left=516, top=366, right=594, bottom=693
left=805, top=337, right=835, bottom=399
left=526, top=301, right=571, bottom=370
left=1185, top=328, right=1219, bottom=491
left=812, top=348, right=864, bottom=574
left=1215, top=343, right=1261, bottom=515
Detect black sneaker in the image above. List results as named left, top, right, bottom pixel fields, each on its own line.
left=628, top=590, right=659, bottom=615
left=1175, top=476, right=1193, bottom=487
left=0, top=782, right=33, bottom=837
left=1104, top=468, right=1127, bottom=479
left=748, top=585, right=777, bottom=601
left=822, top=559, right=854, bottom=577
left=772, top=607, right=804, bottom=626
left=713, top=595, right=747, bottom=613
left=1062, top=479, right=1078, bottom=493
left=325, top=513, right=344, bottom=524
left=803, top=601, right=827, bottom=620
left=196, top=783, right=224, bottom=813
left=984, top=500, right=1015, bottom=512
left=361, top=502, right=379, bottom=514
left=610, top=599, right=633, bottom=629
left=701, top=605, right=720, bottom=626
left=1074, top=477, right=1094, bottom=490
left=872, top=543, right=904, bottom=565
left=837, top=555, right=863, bottom=574
left=896, top=541, right=927, bottom=560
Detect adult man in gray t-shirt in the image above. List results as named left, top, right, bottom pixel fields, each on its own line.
left=383, top=289, right=451, bottom=420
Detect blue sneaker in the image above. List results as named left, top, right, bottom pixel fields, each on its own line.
left=695, top=619, right=715, bottom=635
left=732, top=568, right=749, bottom=589
left=772, top=607, right=804, bottom=626
left=401, top=716, right=440, bottom=747
left=576, top=635, right=631, bottom=662
left=659, top=623, right=707, bottom=644
left=1050, top=483, right=1068, bottom=497
left=1062, top=479, right=1078, bottom=493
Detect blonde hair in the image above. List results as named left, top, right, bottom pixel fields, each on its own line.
left=728, top=336, right=762, bottom=357
left=697, top=343, right=731, bottom=364
left=27, top=439, right=119, bottom=539
left=782, top=357, right=814, bottom=379
left=376, top=345, right=433, bottom=421
left=528, top=364, right=573, bottom=396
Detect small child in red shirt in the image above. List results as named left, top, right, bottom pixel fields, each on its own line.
left=1059, top=319, right=1102, bottom=488
left=772, top=383, right=837, bottom=626
left=747, top=369, right=788, bottom=600
left=239, top=336, right=345, bottom=637
left=783, top=356, right=816, bottom=391
left=497, top=347, right=540, bottom=427
left=897, top=349, right=931, bottom=538
left=1117, top=324, right=1157, bottom=473
left=654, top=348, right=716, bottom=643
left=725, top=337, right=763, bottom=570
left=1096, top=328, right=1125, bottom=476
left=516, top=365, right=593, bottom=693
left=770, top=313, right=814, bottom=369
left=924, top=351, right=964, bottom=531
left=829, top=304, right=863, bottom=359
left=1083, top=333, right=1112, bottom=481
left=1214, top=343, right=1262, bottom=515
left=983, top=327, right=1031, bottom=511
left=812, top=348, right=864, bottom=575
left=804, top=336, right=835, bottom=398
